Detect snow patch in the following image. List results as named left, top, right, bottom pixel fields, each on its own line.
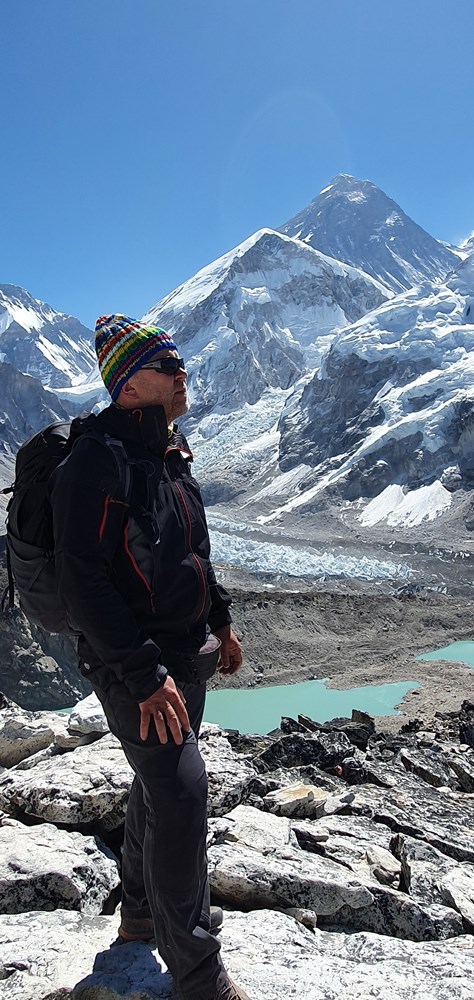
left=359, top=481, right=452, bottom=528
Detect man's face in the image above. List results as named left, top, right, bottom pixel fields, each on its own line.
left=118, top=348, right=188, bottom=422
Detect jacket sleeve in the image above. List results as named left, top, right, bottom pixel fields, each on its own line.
left=51, top=438, right=167, bottom=701
left=206, top=562, right=232, bottom=633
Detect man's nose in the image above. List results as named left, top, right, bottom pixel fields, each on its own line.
left=175, top=366, right=186, bottom=381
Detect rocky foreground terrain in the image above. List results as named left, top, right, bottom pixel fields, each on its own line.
left=0, top=693, right=473, bottom=999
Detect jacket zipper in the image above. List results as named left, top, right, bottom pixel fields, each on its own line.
left=173, top=480, right=207, bottom=622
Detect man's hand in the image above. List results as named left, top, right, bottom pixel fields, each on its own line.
left=139, top=676, right=190, bottom=744
left=215, top=625, right=243, bottom=676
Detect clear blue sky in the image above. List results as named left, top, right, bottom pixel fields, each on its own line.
left=2, top=0, right=474, bottom=329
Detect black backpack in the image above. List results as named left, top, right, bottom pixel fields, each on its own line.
left=1, top=421, right=134, bottom=634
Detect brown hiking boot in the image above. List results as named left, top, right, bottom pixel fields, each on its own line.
left=118, top=905, right=224, bottom=942
left=215, top=974, right=252, bottom=1000
left=118, top=917, right=154, bottom=942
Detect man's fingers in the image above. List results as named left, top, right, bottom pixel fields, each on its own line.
left=173, top=696, right=190, bottom=733
left=139, top=707, right=151, bottom=742
left=139, top=680, right=191, bottom=744
left=231, top=647, right=243, bottom=670
left=175, top=686, right=187, bottom=707
left=153, top=709, right=168, bottom=744
left=219, top=641, right=243, bottom=675
left=164, top=705, right=184, bottom=744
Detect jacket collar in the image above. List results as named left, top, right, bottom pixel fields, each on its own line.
left=75, top=403, right=185, bottom=456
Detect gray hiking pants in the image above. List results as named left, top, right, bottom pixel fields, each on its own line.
left=89, top=673, right=226, bottom=1000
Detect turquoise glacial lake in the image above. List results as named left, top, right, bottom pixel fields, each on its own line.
left=417, top=640, right=474, bottom=669
left=203, top=678, right=418, bottom=735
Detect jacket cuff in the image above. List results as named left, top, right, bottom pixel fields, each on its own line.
left=208, top=607, right=233, bottom=633
left=126, top=663, right=168, bottom=703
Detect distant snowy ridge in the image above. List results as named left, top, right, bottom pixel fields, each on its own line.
left=0, top=284, right=95, bottom=388
left=252, top=255, right=474, bottom=523
left=279, top=174, right=459, bottom=294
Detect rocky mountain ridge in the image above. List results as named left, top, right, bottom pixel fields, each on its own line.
left=278, top=173, right=460, bottom=293
left=0, top=364, right=71, bottom=523
left=0, top=284, right=96, bottom=388
left=0, top=692, right=473, bottom=998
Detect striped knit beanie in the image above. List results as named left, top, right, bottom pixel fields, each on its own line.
left=95, top=314, right=177, bottom=402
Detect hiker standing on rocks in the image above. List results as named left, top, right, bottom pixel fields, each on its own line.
left=51, top=315, right=249, bottom=1000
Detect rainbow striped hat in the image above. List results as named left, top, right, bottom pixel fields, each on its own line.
left=95, top=314, right=177, bottom=401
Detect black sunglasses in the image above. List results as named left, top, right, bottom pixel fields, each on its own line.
left=140, top=357, right=186, bottom=375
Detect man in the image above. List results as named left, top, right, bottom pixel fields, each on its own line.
left=51, top=315, right=250, bottom=1000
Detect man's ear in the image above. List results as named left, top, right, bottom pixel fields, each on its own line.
left=116, top=376, right=139, bottom=406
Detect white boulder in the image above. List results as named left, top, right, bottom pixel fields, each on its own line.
left=0, top=816, right=119, bottom=915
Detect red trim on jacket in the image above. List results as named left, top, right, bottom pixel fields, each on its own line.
left=123, top=517, right=153, bottom=592
left=173, top=480, right=207, bottom=620
left=99, top=495, right=129, bottom=541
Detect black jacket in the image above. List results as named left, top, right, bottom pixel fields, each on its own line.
left=51, top=403, right=232, bottom=701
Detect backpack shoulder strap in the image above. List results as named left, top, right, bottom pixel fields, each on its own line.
left=69, top=429, right=133, bottom=502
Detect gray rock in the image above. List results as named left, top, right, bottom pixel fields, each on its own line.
left=0, top=608, right=89, bottom=712
left=0, top=909, right=171, bottom=1000
left=263, top=782, right=328, bottom=819
left=392, top=834, right=474, bottom=927
left=313, top=813, right=395, bottom=850
left=208, top=840, right=374, bottom=915
left=0, top=694, right=75, bottom=767
left=459, top=702, right=474, bottom=749
left=440, top=868, right=474, bottom=928
left=0, top=735, right=133, bottom=831
left=223, top=804, right=297, bottom=851
left=348, top=770, right=474, bottom=863
left=1, top=907, right=474, bottom=1000
left=206, top=816, right=232, bottom=849
left=292, top=814, right=398, bottom=885
left=366, top=845, right=402, bottom=887
left=224, top=910, right=474, bottom=999
left=0, top=817, right=119, bottom=914
left=291, top=820, right=330, bottom=850
left=0, top=724, right=255, bottom=831
left=342, top=754, right=399, bottom=788
left=68, top=695, right=109, bottom=737
left=447, top=753, right=474, bottom=792
left=320, top=884, right=463, bottom=941
left=7, top=744, right=62, bottom=771
left=199, top=724, right=256, bottom=816
left=250, top=764, right=343, bottom=796
left=277, top=906, right=318, bottom=930
left=256, top=732, right=353, bottom=772
left=322, top=789, right=356, bottom=813
left=399, top=748, right=457, bottom=789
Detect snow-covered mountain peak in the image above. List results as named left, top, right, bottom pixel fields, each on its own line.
left=0, top=283, right=58, bottom=334
left=278, top=175, right=459, bottom=294
left=0, top=284, right=95, bottom=388
left=141, top=225, right=388, bottom=437
left=314, top=173, right=377, bottom=201
left=144, top=226, right=387, bottom=333
left=144, top=229, right=277, bottom=321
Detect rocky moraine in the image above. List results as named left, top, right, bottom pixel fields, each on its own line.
left=0, top=691, right=473, bottom=999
